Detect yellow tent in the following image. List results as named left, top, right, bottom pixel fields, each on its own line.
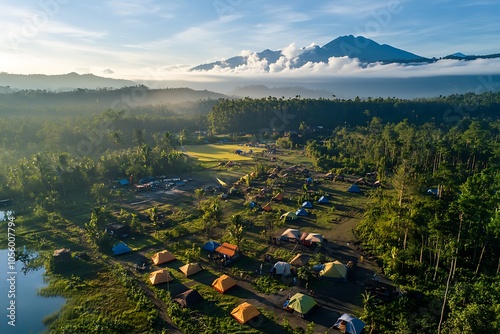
left=319, top=260, right=348, bottom=282
left=216, top=177, right=227, bottom=187
left=231, top=302, right=261, bottom=324
left=212, top=274, right=237, bottom=293
left=179, top=263, right=203, bottom=277
left=149, top=269, right=173, bottom=285
left=151, top=250, right=176, bottom=265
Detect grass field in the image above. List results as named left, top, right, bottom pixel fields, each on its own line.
left=183, top=144, right=267, bottom=162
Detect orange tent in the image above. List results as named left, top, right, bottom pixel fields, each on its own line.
left=262, top=204, right=272, bottom=212
left=231, top=302, right=261, bottom=324
left=215, top=243, right=239, bottom=258
left=179, top=263, right=203, bottom=277
left=151, top=250, right=176, bottom=265
left=149, top=269, right=173, bottom=285
left=212, top=274, right=237, bottom=293
left=272, top=193, right=284, bottom=202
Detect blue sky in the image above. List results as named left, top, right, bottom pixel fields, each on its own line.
left=1, top=0, right=499, bottom=78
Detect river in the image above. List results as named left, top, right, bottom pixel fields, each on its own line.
left=1, top=210, right=66, bottom=333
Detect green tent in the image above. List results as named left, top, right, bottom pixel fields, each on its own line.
left=286, top=293, right=317, bottom=316
left=280, top=211, right=297, bottom=221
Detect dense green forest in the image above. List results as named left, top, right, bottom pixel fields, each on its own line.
left=208, top=92, right=500, bottom=133
left=302, top=119, right=500, bottom=332
left=1, top=88, right=500, bottom=333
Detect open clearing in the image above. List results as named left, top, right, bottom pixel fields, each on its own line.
left=183, top=143, right=267, bottom=161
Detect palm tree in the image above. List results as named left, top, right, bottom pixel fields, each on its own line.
left=228, top=214, right=245, bottom=250
left=149, top=205, right=159, bottom=237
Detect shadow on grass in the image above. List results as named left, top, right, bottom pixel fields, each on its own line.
left=187, top=269, right=219, bottom=286
left=153, top=279, right=190, bottom=297
left=51, top=257, right=103, bottom=280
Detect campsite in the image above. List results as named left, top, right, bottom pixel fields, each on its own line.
left=3, top=100, right=500, bottom=334
left=3, top=140, right=383, bottom=333
left=103, top=144, right=378, bottom=333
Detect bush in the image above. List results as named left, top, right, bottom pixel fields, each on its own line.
left=252, top=275, right=288, bottom=294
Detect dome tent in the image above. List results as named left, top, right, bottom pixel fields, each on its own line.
left=317, top=196, right=329, bottom=204
left=319, top=260, right=348, bottom=282
left=230, top=302, right=261, bottom=324
left=302, top=201, right=313, bottom=208
left=296, top=208, right=308, bottom=216
left=334, top=313, right=365, bottom=334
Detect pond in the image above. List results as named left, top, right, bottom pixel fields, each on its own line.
left=1, top=211, right=66, bottom=333
left=0, top=210, right=14, bottom=221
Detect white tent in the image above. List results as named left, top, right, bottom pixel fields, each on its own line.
left=304, top=233, right=324, bottom=244
left=280, top=228, right=300, bottom=242
left=270, top=261, right=291, bottom=275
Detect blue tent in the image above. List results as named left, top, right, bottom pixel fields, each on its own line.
left=302, top=201, right=313, bottom=208
left=296, top=208, right=308, bottom=216
left=317, top=196, right=329, bottom=204
left=249, top=201, right=256, bottom=209
left=118, top=179, right=130, bottom=186
left=112, top=242, right=132, bottom=255
left=334, top=314, right=365, bottom=334
left=305, top=177, right=313, bottom=183
left=348, top=184, right=361, bottom=193
left=427, top=188, right=439, bottom=196
left=202, top=241, right=221, bottom=253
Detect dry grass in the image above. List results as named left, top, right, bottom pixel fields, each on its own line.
left=183, top=144, right=267, bottom=162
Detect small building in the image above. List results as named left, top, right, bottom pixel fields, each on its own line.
left=105, top=223, right=131, bottom=238
left=215, top=243, right=240, bottom=265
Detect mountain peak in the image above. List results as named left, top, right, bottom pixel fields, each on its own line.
left=450, top=52, right=467, bottom=58
left=320, top=35, right=422, bottom=61
left=190, top=35, right=426, bottom=72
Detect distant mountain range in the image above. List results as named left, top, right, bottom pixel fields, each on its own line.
left=191, top=35, right=500, bottom=71
left=1, top=35, right=499, bottom=99
left=0, top=72, right=136, bottom=91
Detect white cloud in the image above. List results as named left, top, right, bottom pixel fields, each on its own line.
left=281, top=43, right=302, bottom=60
left=188, top=56, right=500, bottom=79
left=44, top=21, right=107, bottom=39
left=105, top=0, right=161, bottom=16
